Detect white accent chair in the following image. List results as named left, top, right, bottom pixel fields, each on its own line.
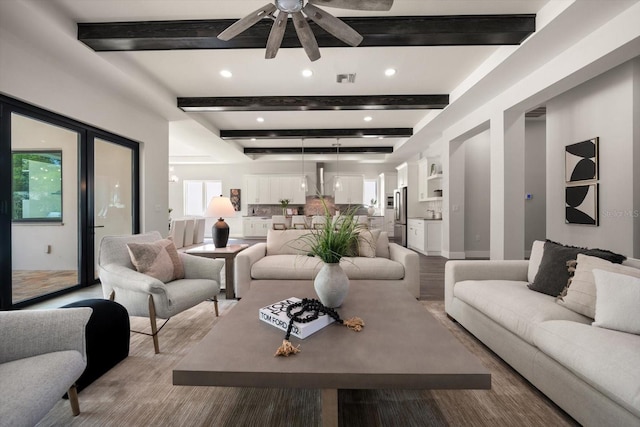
left=98, top=231, right=224, bottom=353
left=271, top=215, right=287, bottom=230
left=311, top=215, right=327, bottom=229
left=291, top=215, right=308, bottom=229
left=169, top=219, right=186, bottom=249
left=182, top=219, right=195, bottom=247
left=0, top=307, right=92, bottom=426
left=193, top=218, right=206, bottom=244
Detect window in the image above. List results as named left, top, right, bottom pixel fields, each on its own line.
left=12, top=150, right=63, bottom=222
left=184, top=180, right=222, bottom=216
left=364, top=179, right=378, bottom=207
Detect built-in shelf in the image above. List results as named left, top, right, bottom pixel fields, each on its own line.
left=425, top=196, right=443, bottom=202
left=427, top=174, right=443, bottom=181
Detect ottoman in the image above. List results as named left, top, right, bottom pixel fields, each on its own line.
left=62, top=298, right=130, bottom=393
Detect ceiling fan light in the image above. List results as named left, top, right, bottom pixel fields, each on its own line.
left=276, top=0, right=303, bottom=13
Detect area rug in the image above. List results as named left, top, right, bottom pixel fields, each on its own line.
left=36, top=299, right=578, bottom=426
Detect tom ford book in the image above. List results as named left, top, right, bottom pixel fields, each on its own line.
left=258, top=297, right=334, bottom=339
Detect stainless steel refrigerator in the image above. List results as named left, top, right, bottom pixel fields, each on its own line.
left=393, top=187, right=407, bottom=247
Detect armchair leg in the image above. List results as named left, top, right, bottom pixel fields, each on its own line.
left=148, top=295, right=160, bottom=354
left=68, top=384, right=80, bottom=416
left=213, top=295, right=219, bottom=317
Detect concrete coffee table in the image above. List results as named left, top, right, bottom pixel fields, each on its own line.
left=173, top=281, right=490, bottom=426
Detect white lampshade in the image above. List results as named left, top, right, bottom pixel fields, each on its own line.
left=205, top=196, right=235, bottom=218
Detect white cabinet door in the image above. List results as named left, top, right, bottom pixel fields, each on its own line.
left=243, top=218, right=272, bottom=237
left=426, top=221, right=442, bottom=252
left=369, top=217, right=384, bottom=230
left=396, top=163, right=408, bottom=188
left=270, top=176, right=306, bottom=205
left=246, top=175, right=271, bottom=204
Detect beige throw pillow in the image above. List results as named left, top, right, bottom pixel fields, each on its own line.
left=358, top=229, right=381, bottom=258
left=127, top=238, right=185, bottom=283
left=592, top=269, right=640, bottom=335
left=557, top=254, right=640, bottom=318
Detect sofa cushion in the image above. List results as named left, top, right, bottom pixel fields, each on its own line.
left=533, top=320, right=640, bottom=418
left=251, top=254, right=404, bottom=281
left=266, top=229, right=314, bottom=256
left=557, top=254, right=640, bottom=319
left=454, top=280, right=590, bottom=345
left=592, top=269, right=640, bottom=335
left=528, top=240, right=626, bottom=297
left=358, top=229, right=381, bottom=258
left=126, top=238, right=184, bottom=283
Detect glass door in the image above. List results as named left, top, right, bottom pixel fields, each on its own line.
left=10, top=112, right=81, bottom=305
left=93, top=137, right=136, bottom=281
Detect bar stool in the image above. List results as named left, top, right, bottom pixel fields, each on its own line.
left=272, top=215, right=287, bottom=230
left=291, top=215, right=308, bottom=229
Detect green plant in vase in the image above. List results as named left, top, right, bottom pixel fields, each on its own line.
left=279, top=198, right=290, bottom=216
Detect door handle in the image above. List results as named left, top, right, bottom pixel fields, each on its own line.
left=93, top=225, right=105, bottom=228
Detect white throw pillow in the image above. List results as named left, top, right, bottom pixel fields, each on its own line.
left=592, top=269, right=640, bottom=335
left=557, top=254, right=640, bottom=318
left=357, top=229, right=381, bottom=258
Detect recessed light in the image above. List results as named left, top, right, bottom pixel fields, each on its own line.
left=220, top=70, right=233, bottom=78
left=256, top=117, right=265, bottom=123
left=302, top=69, right=313, bottom=78
left=384, top=68, right=397, bottom=77
left=251, top=138, right=256, bottom=141
left=364, top=116, right=373, bottom=122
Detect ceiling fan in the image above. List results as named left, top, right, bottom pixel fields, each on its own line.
left=217, top=0, right=394, bottom=61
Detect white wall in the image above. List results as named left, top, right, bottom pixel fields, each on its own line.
left=464, top=129, right=491, bottom=257
left=546, top=60, right=639, bottom=257
left=0, top=7, right=169, bottom=237
left=524, top=119, right=547, bottom=252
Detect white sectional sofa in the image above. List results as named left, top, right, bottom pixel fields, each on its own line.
left=445, top=240, right=640, bottom=427
left=235, top=229, right=420, bottom=299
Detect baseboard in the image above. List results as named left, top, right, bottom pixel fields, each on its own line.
left=465, top=250, right=490, bottom=259
left=442, top=251, right=466, bottom=259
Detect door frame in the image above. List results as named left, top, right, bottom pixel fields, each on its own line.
left=0, top=95, right=140, bottom=309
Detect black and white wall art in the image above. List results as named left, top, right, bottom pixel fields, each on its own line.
left=566, top=183, right=598, bottom=226
left=565, top=137, right=598, bottom=182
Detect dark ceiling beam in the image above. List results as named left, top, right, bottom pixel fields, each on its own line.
left=220, top=128, right=413, bottom=139
left=244, top=146, right=393, bottom=155
left=77, top=15, right=535, bottom=51
left=179, top=95, right=448, bottom=112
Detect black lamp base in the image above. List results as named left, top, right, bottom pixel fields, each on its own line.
left=212, top=218, right=230, bottom=248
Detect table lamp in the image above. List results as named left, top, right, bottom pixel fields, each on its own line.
left=205, top=196, right=236, bottom=248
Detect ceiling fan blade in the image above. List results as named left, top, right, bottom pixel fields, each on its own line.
left=302, top=4, right=363, bottom=47
left=309, top=0, right=393, bottom=11
left=265, top=11, right=288, bottom=59
left=292, top=11, right=321, bottom=62
left=217, top=3, right=277, bottom=41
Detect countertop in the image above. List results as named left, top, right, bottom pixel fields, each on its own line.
left=409, top=217, right=442, bottom=221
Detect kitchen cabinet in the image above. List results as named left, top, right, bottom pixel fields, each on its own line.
left=246, top=175, right=306, bottom=205
left=396, top=163, right=408, bottom=188
left=270, top=176, right=306, bottom=205
left=384, top=209, right=395, bottom=236
left=242, top=217, right=272, bottom=238
left=245, top=175, right=271, bottom=204
left=334, top=175, right=364, bottom=204
left=407, top=219, right=442, bottom=255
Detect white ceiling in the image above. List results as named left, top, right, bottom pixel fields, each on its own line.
left=46, top=0, right=551, bottom=164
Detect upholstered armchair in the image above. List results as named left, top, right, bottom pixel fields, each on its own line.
left=98, top=231, right=223, bottom=353
left=0, top=307, right=92, bottom=427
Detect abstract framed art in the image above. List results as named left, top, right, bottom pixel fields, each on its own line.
left=566, top=183, right=598, bottom=226
left=565, top=137, right=598, bottom=183
left=230, top=188, right=241, bottom=211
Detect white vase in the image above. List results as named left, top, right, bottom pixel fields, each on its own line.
left=314, top=262, right=349, bottom=308
left=367, top=207, right=375, bottom=216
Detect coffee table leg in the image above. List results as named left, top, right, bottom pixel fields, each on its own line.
left=321, top=389, right=338, bottom=427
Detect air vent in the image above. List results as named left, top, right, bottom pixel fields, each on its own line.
left=336, top=73, right=356, bottom=84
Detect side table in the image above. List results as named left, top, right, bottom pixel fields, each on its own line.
left=185, top=244, right=249, bottom=299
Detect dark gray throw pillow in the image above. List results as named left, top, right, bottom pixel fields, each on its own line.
left=528, top=240, right=626, bottom=296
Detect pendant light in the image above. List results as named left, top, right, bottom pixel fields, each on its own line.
left=333, top=139, right=342, bottom=191
left=300, top=138, right=308, bottom=192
